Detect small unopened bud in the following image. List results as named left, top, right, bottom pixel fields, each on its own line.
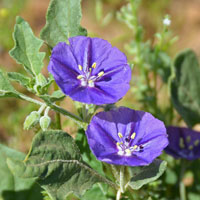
left=40, top=116, right=51, bottom=131
left=24, top=111, right=40, bottom=130
left=163, top=17, right=171, bottom=26
left=36, top=73, right=47, bottom=87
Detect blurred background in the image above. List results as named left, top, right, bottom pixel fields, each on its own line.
left=0, top=0, right=200, bottom=153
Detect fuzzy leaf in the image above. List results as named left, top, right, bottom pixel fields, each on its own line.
left=0, top=69, right=22, bottom=98
left=170, top=49, right=200, bottom=127
left=8, top=72, right=31, bottom=88
left=0, top=144, right=42, bottom=200
left=40, top=0, right=87, bottom=47
left=128, top=159, right=167, bottom=190
left=39, top=90, right=66, bottom=104
left=9, top=17, right=45, bottom=76
left=7, top=130, right=115, bottom=200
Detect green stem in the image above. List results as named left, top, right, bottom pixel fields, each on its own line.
left=50, top=103, right=85, bottom=126
left=111, top=165, right=119, bottom=181
left=116, top=189, right=121, bottom=200
left=179, top=160, right=187, bottom=200
left=19, top=94, right=85, bottom=127
left=119, top=166, right=125, bottom=193
left=54, top=82, right=61, bottom=129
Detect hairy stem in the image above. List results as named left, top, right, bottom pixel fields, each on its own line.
left=119, top=166, right=125, bottom=193
left=19, top=94, right=85, bottom=127
left=179, top=160, right=187, bottom=200
left=54, top=82, right=61, bottom=129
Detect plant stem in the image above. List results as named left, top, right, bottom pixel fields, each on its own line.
left=179, top=160, right=187, bottom=200
left=19, top=94, right=85, bottom=127
left=116, top=189, right=121, bottom=200
left=111, top=165, right=119, bottom=181
left=54, top=82, right=61, bottom=129
left=119, top=166, right=125, bottom=193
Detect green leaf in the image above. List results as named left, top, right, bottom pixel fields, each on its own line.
left=128, top=159, right=167, bottom=190
left=0, top=69, right=22, bottom=98
left=170, top=49, right=200, bottom=127
left=39, top=90, right=66, bottom=104
left=0, top=144, right=42, bottom=200
left=7, top=130, right=116, bottom=200
left=40, top=0, right=87, bottom=48
left=8, top=72, right=31, bottom=88
left=81, top=184, right=108, bottom=200
left=9, top=16, right=45, bottom=76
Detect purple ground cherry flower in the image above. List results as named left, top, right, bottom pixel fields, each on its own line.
left=86, top=107, right=168, bottom=166
left=48, top=36, right=131, bottom=105
left=165, top=126, right=200, bottom=160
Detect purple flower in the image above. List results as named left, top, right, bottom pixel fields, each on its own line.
left=48, top=36, right=131, bottom=105
left=86, top=107, right=168, bottom=166
left=165, top=126, right=200, bottom=160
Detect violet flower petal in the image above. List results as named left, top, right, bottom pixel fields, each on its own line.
left=165, top=126, right=200, bottom=160
left=86, top=107, right=168, bottom=166
left=48, top=36, right=131, bottom=105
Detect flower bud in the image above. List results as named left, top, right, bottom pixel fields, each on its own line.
left=40, top=116, right=51, bottom=131
left=24, top=111, right=40, bottom=130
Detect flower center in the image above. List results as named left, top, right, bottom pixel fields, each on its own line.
left=116, top=132, right=146, bottom=156
left=76, top=62, right=104, bottom=87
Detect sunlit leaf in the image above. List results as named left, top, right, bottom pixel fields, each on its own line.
left=40, top=0, right=87, bottom=48
left=10, top=17, right=45, bottom=76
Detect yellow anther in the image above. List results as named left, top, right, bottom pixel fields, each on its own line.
left=131, top=132, right=136, bottom=140
left=88, top=80, right=93, bottom=83
left=194, top=140, right=200, bottom=146
left=77, top=75, right=84, bottom=80
left=189, top=145, right=193, bottom=150
left=92, top=62, right=97, bottom=69
left=116, top=142, right=120, bottom=146
left=98, top=71, right=104, bottom=77
left=78, top=65, right=83, bottom=71
left=186, top=136, right=191, bottom=143
left=118, top=132, right=123, bottom=138
left=125, top=149, right=131, bottom=155
left=133, top=145, right=138, bottom=150
left=179, top=138, right=185, bottom=149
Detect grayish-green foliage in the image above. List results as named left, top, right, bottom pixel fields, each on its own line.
left=9, top=17, right=45, bottom=76
left=39, top=90, right=66, bottom=104
left=0, top=144, right=42, bottom=200
left=7, top=130, right=115, bottom=200
left=40, top=0, right=87, bottom=48
left=8, top=72, right=31, bottom=89
left=128, top=159, right=167, bottom=190
left=170, top=49, right=200, bottom=127
left=0, top=69, right=22, bottom=98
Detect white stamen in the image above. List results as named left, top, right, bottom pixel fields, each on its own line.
left=118, top=150, right=124, bottom=156
left=88, top=80, right=95, bottom=87
left=81, top=80, right=87, bottom=87
left=125, top=149, right=132, bottom=156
